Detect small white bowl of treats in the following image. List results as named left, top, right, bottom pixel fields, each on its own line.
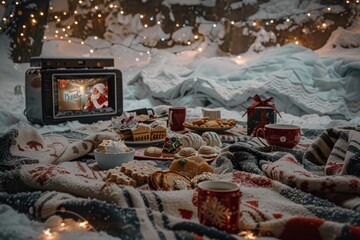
left=94, top=140, right=135, bottom=170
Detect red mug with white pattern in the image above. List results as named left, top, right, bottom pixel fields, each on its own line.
left=256, top=124, right=301, bottom=148
left=197, top=181, right=241, bottom=234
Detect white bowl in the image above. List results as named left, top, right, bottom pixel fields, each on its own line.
left=94, top=148, right=135, bottom=170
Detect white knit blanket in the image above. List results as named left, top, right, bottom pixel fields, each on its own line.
left=129, top=44, right=360, bottom=120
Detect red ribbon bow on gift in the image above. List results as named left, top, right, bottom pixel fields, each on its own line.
left=242, top=94, right=282, bottom=118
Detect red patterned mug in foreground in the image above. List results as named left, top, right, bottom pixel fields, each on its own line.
left=197, top=181, right=241, bottom=234
left=256, top=124, right=301, bottom=148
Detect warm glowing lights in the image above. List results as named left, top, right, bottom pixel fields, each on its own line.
left=239, top=230, right=257, bottom=239
left=252, top=21, right=257, bottom=26
left=31, top=19, right=37, bottom=24
left=1, top=1, right=5, bottom=4
left=43, top=228, right=52, bottom=237
left=198, top=47, right=203, bottom=52
left=213, top=24, right=217, bottom=27
left=120, top=10, right=124, bottom=14
left=98, top=14, right=102, bottom=18
left=30, top=14, right=34, bottom=18
left=322, top=23, right=327, bottom=28
left=194, top=35, right=199, bottom=40
left=327, top=7, right=331, bottom=11
left=295, top=40, right=299, bottom=45
left=40, top=12, right=44, bottom=16
left=81, top=41, right=85, bottom=45
left=94, top=36, right=98, bottom=40
left=109, top=4, right=114, bottom=8
left=140, top=15, right=144, bottom=19
left=231, top=21, right=235, bottom=25
left=90, top=49, right=94, bottom=53
left=22, top=25, right=26, bottom=28
left=286, top=18, right=290, bottom=22
left=68, top=40, right=71, bottom=43
left=144, top=24, right=148, bottom=28
left=187, top=41, right=191, bottom=45
left=157, top=21, right=161, bottom=24
left=74, top=21, right=78, bottom=25
left=307, top=13, right=311, bottom=16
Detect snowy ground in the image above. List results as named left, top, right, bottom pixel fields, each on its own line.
left=0, top=1, right=359, bottom=135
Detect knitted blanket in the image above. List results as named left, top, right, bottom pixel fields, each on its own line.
left=128, top=44, right=360, bottom=120
left=1, top=127, right=360, bottom=239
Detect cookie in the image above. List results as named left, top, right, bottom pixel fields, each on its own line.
left=176, top=147, right=197, bottom=158
left=169, top=156, right=215, bottom=179
left=144, top=147, right=163, bottom=157
left=198, top=145, right=219, bottom=159
left=105, top=167, right=137, bottom=187
left=120, top=161, right=162, bottom=186
left=162, top=137, right=182, bottom=157
left=148, top=171, right=191, bottom=191
left=190, top=172, right=221, bottom=188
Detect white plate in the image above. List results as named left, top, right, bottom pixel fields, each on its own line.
left=125, top=139, right=165, bottom=147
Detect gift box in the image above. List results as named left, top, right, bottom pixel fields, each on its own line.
left=243, top=94, right=281, bottom=136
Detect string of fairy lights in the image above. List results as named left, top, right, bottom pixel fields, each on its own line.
left=1, top=0, right=359, bottom=59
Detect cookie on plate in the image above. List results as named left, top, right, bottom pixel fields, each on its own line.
left=144, top=146, right=163, bottom=157
left=176, top=147, right=197, bottom=158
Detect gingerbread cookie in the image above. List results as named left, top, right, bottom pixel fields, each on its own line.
left=105, top=167, right=137, bottom=187
left=120, top=161, right=162, bottom=186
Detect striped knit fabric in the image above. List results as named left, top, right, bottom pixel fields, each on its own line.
left=1, top=127, right=360, bottom=239
left=304, top=127, right=360, bottom=177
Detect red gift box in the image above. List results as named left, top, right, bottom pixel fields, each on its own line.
left=243, top=94, right=281, bottom=136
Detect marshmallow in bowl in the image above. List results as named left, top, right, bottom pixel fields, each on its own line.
left=97, top=140, right=131, bottom=154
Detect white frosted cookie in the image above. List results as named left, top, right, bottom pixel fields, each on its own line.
left=202, top=131, right=222, bottom=147
left=177, top=147, right=197, bottom=158
left=180, top=132, right=204, bottom=150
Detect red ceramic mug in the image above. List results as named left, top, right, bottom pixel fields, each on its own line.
left=168, top=107, right=186, bottom=131
left=256, top=124, right=301, bottom=148
left=197, top=181, right=241, bottom=234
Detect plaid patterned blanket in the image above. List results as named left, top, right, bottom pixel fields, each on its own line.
left=0, top=127, right=360, bottom=239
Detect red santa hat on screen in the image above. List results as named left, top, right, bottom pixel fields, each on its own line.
left=93, top=83, right=105, bottom=94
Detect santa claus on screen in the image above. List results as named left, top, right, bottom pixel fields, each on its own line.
left=84, top=83, right=108, bottom=110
